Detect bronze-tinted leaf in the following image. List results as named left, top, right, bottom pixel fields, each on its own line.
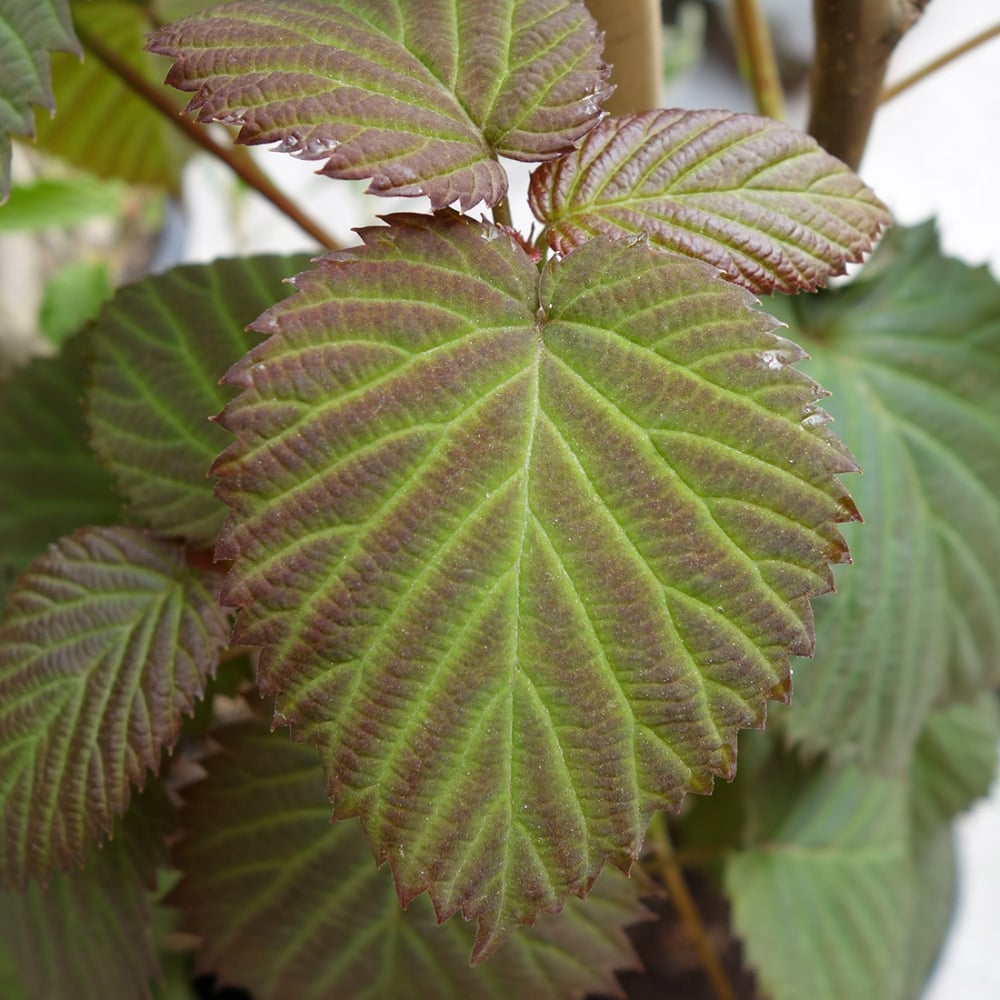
left=171, top=719, right=647, bottom=998
left=213, top=211, right=857, bottom=958
left=529, top=110, right=890, bottom=293
left=149, top=0, right=610, bottom=210
left=0, top=526, right=228, bottom=887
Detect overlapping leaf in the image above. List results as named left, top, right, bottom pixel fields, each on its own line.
left=0, top=525, right=228, bottom=887
left=148, top=0, right=610, bottom=210
left=725, top=750, right=912, bottom=1000
left=171, top=718, right=647, bottom=998
left=769, top=223, right=1000, bottom=766
left=32, top=1, right=189, bottom=190
left=87, top=254, right=311, bottom=547
left=529, top=110, right=890, bottom=293
left=0, top=0, right=79, bottom=201
left=910, top=694, right=1000, bottom=839
left=214, top=211, right=858, bottom=957
left=0, top=334, right=122, bottom=603
left=0, top=783, right=171, bottom=1000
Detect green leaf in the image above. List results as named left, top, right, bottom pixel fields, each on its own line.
left=529, top=110, right=890, bottom=293
left=0, top=333, right=123, bottom=604
left=0, top=525, right=228, bottom=888
left=769, top=223, right=1000, bottom=766
left=32, top=1, right=189, bottom=189
left=87, top=255, right=311, bottom=547
left=0, top=782, right=171, bottom=1000
left=725, top=749, right=912, bottom=1000
left=148, top=0, right=610, bottom=210
left=0, top=175, right=124, bottom=230
left=910, top=693, right=1000, bottom=839
left=39, top=259, right=113, bottom=346
left=902, top=824, right=956, bottom=1000
left=0, top=0, right=79, bottom=202
left=214, top=212, right=858, bottom=958
left=170, top=718, right=648, bottom=999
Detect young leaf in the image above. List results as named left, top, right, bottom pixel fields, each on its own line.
left=170, top=718, right=647, bottom=998
left=769, top=223, right=1000, bottom=766
left=33, top=2, right=189, bottom=190
left=0, top=782, right=172, bottom=1000
left=0, top=334, right=122, bottom=603
left=529, top=110, right=890, bottom=293
left=0, top=526, right=228, bottom=888
left=148, top=0, right=610, bottom=210
left=87, top=254, right=311, bottom=547
left=725, top=750, right=912, bottom=1000
left=214, top=212, right=858, bottom=958
left=0, top=0, right=79, bottom=202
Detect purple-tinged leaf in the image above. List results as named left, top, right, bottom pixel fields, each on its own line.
left=87, top=255, right=311, bottom=547
left=170, top=718, right=648, bottom=998
left=0, top=783, right=172, bottom=1000
left=213, top=211, right=858, bottom=959
left=529, top=110, right=890, bottom=293
left=0, top=526, right=228, bottom=888
left=149, top=0, right=610, bottom=211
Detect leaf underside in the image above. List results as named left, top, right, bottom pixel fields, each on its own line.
left=148, top=0, right=610, bottom=210
left=87, top=254, right=312, bottom=547
left=768, top=223, right=1000, bottom=767
left=529, top=109, right=890, bottom=294
left=214, top=211, right=858, bottom=958
left=0, top=526, right=228, bottom=888
left=0, top=0, right=79, bottom=201
left=171, top=718, right=648, bottom=998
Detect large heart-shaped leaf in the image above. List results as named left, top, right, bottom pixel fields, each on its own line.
left=768, top=223, right=1000, bottom=766
left=0, top=334, right=123, bottom=603
left=0, top=526, right=228, bottom=887
left=170, top=718, right=648, bottom=997
left=0, top=0, right=79, bottom=201
left=214, top=211, right=858, bottom=957
left=87, top=255, right=311, bottom=547
left=528, top=110, right=890, bottom=293
left=148, top=0, right=610, bottom=210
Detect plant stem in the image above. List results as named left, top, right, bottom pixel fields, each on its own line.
left=491, top=194, right=513, bottom=229
left=75, top=23, right=340, bottom=251
left=648, top=815, right=739, bottom=1000
left=586, top=0, right=663, bottom=114
left=729, top=0, right=787, bottom=120
left=808, top=0, right=928, bottom=169
left=881, top=21, right=1000, bottom=104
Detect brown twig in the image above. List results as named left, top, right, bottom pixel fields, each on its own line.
left=881, top=21, right=1000, bottom=104
left=586, top=0, right=663, bottom=114
left=75, top=22, right=339, bottom=250
left=729, top=0, right=787, bottom=121
left=808, top=0, right=928, bottom=169
left=648, top=814, right=739, bottom=1000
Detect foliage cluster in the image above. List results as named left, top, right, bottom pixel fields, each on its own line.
left=0, top=2, right=998, bottom=998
